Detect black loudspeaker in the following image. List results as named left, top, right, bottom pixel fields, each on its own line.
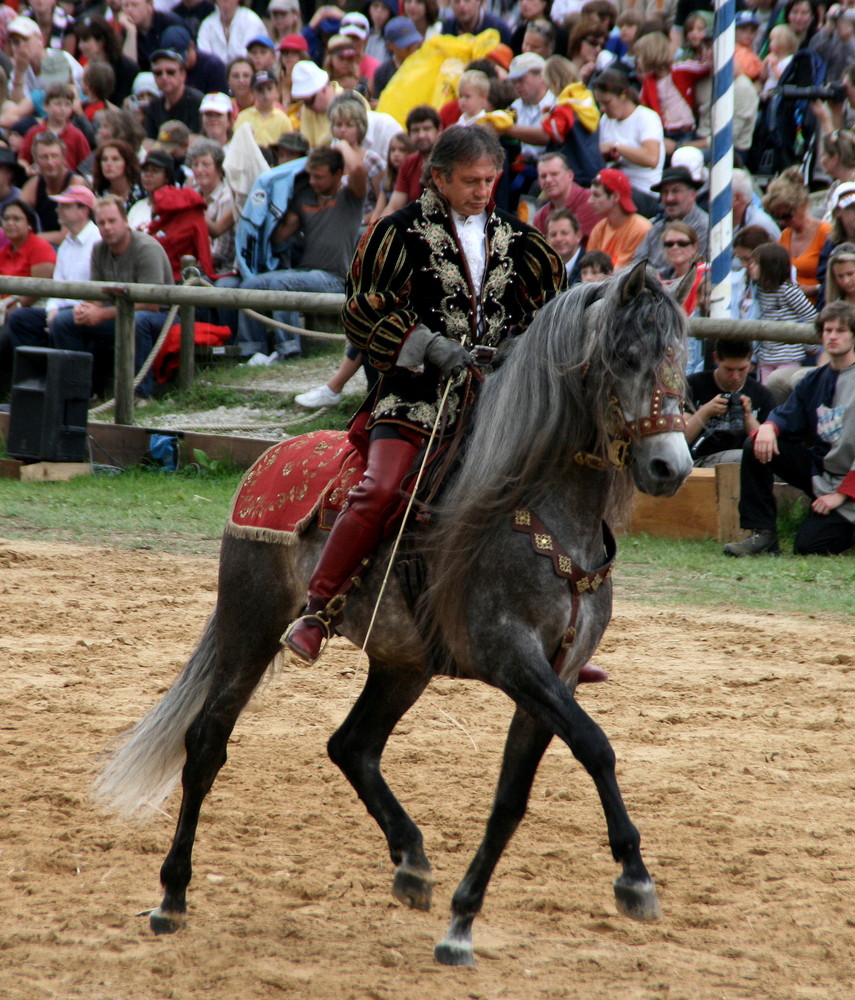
left=7, top=347, right=92, bottom=463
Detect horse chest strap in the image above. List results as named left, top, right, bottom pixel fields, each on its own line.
left=511, top=508, right=616, bottom=659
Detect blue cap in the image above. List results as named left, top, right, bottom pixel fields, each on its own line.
left=159, top=24, right=192, bottom=53
left=384, top=16, right=422, bottom=48
left=248, top=34, right=275, bottom=49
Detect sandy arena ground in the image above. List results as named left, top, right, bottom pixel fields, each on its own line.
left=0, top=536, right=853, bottom=1000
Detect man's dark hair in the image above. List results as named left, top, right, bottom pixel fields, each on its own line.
left=428, top=125, right=503, bottom=180
left=817, top=299, right=855, bottom=334
left=537, top=150, right=570, bottom=168
left=714, top=339, right=753, bottom=360
left=546, top=207, right=580, bottom=232
left=405, top=104, right=441, bottom=131
left=307, top=146, right=344, bottom=174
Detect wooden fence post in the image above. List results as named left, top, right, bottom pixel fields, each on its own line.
left=114, top=297, right=136, bottom=425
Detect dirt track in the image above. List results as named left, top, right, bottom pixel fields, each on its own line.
left=0, top=537, right=853, bottom=1000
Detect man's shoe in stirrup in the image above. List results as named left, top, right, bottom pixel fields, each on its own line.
left=282, top=602, right=332, bottom=663
left=578, top=663, right=609, bottom=683
left=723, top=530, right=780, bottom=557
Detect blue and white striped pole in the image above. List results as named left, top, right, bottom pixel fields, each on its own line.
left=709, top=0, right=735, bottom=320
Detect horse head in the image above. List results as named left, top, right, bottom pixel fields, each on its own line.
left=582, top=260, right=694, bottom=497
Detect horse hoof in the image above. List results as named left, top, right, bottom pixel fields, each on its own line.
left=392, top=864, right=434, bottom=911
left=149, top=907, right=187, bottom=935
left=613, top=876, right=662, bottom=922
left=434, top=938, right=476, bottom=966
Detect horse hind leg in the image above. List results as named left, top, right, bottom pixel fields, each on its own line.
left=435, top=707, right=552, bottom=967
left=151, top=536, right=298, bottom=933
left=327, top=658, right=435, bottom=912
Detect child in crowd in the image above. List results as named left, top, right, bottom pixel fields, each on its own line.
left=761, top=25, right=798, bottom=94
left=734, top=12, right=763, bottom=82
left=371, top=130, right=414, bottom=222
left=235, top=71, right=293, bottom=150
left=247, top=36, right=278, bottom=76
left=20, top=83, right=91, bottom=170
left=82, top=63, right=117, bottom=123
left=456, top=70, right=491, bottom=126
left=579, top=249, right=614, bottom=282
left=677, top=11, right=714, bottom=60
left=823, top=241, right=855, bottom=307
left=750, top=241, right=818, bottom=381
left=606, top=10, right=643, bottom=68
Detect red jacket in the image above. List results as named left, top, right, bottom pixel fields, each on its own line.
left=639, top=61, right=709, bottom=129
left=148, top=186, right=214, bottom=280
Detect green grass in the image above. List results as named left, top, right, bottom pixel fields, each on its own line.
left=0, top=464, right=851, bottom=616
left=615, top=533, right=854, bottom=617
left=0, top=466, right=244, bottom=557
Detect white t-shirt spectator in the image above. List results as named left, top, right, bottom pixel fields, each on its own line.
left=196, top=7, right=266, bottom=63
left=598, top=104, right=664, bottom=196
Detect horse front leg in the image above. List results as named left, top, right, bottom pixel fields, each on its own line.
left=435, top=707, right=552, bottom=966
left=501, top=649, right=661, bottom=925
left=327, top=658, right=435, bottom=911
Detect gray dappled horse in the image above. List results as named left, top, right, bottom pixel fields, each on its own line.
left=95, top=261, right=693, bottom=966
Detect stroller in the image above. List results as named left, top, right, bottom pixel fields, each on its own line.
left=745, top=48, right=828, bottom=183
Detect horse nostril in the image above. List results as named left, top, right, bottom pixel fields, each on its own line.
left=650, top=458, right=672, bottom=480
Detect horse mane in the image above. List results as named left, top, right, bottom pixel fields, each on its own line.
left=422, top=264, right=687, bottom=657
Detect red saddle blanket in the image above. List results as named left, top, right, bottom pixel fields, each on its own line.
left=226, top=430, right=365, bottom=544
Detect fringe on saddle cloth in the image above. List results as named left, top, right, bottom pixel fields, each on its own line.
left=225, top=430, right=365, bottom=545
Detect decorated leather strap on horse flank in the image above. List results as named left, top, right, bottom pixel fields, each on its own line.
left=511, top=507, right=617, bottom=674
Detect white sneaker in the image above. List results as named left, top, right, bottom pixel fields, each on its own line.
left=294, top=384, right=342, bottom=408
left=245, top=352, right=274, bottom=367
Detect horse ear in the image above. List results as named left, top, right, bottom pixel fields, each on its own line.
left=672, top=260, right=699, bottom=307
left=619, top=258, right=649, bottom=305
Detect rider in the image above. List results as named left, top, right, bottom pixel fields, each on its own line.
left=283, top=125, right=567, bottom=663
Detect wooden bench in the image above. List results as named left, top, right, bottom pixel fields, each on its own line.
left=629, top=464, right=741, bottom=542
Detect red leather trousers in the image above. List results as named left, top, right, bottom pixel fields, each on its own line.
left=307, top=433, right=421, bottom=603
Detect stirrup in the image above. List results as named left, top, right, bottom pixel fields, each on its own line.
left=281, top=609, right=334, bottom=663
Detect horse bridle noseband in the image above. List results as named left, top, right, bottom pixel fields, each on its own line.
left=574, top=348, right=686, bottom=472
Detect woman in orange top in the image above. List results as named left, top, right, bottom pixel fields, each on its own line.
left=762, top=166, right=831, bottom=302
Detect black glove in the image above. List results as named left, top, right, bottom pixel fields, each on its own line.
left=423, top=335, right=471, bottom=377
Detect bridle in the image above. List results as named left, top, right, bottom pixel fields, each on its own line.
left=574, top=347, right=686, bottom=472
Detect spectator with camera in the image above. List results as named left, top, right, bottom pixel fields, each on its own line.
left=684, top=339, right=777, bottom=467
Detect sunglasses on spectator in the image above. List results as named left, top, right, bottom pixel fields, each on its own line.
left=663, top=239, right=693, bottom=248
left=153, top=67, right=180, bottom=77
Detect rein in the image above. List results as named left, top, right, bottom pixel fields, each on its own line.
left=511, top=507, right=616, bottom=673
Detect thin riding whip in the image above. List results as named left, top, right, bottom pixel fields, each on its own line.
left=360, top=375, right=456, bottom=655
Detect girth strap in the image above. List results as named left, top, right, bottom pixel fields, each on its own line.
left=511, top=507, right=617, bottom=671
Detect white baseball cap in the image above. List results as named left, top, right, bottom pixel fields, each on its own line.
left=340, top=12, right=370, bottom=39
left=291, top=61, right=329, bottom=100
left=7, top=16, right=40, bottom=39
left=507, top=52, right=546, bottom=80
left=200, top=92, right=232, bottom=115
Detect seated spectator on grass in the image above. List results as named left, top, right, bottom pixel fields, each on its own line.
left=684, top=339, right=777, bottom=467
left=723, top=300, right=855, bottom=558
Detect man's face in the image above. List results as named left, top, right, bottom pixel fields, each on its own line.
left=431, top=155, right=497, bottom=217
left=513, top=69, right=545, bottom=106
left=308, top=164, right=341, bottom=197
left=34, top=142, right=65, bottom=180
left=57, top=200, right=89, bottom=233
left=546, top=218, right=580, bottom=262
left=95, top=203, right=130, bottom=247
left=408, top=118, right=438, bottom=153
left=822, top=316, right=855, bottom=358
left=589, top=182, right=616, bottom=216
left=122, top=0, right=152, bottom=28
left=537, top=156, right=572, bottom=203
left=452, top=0, right=481, bottom=30
left=8, top=31, right=38, bottom=63
left=660, top=181, right=696, bottom=220
left=713, top=353, right=752, bottom=392
left=151, top=58, right=185, bottom=99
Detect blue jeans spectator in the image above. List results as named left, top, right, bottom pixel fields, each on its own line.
left=236, top=268, right=345, bottom=358
left=51, top=306, right=168, bottom=399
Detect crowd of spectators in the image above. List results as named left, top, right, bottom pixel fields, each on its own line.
left=0, top=0, right=851, bottom=525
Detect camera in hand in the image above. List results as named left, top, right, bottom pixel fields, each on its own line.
left=718, top=392, right=745, bottom=434
left=779, top=83, right=846, bottom=103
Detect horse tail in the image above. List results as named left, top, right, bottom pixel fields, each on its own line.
left=93, top=613, right=219, bottom=819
